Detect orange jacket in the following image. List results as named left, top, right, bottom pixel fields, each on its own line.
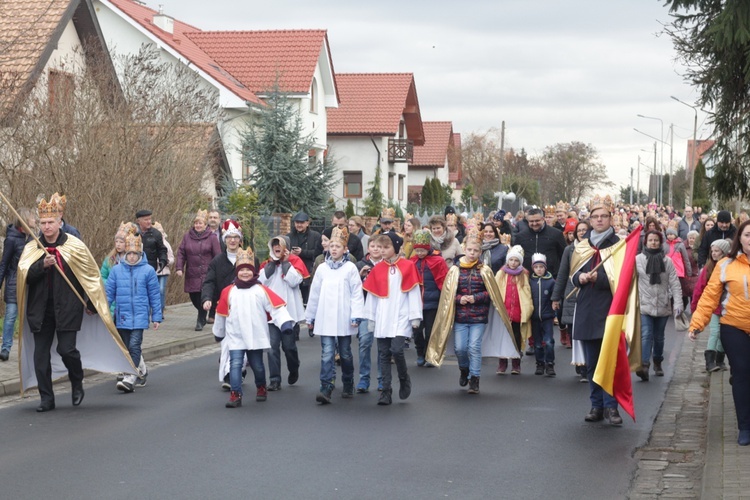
left=690, top=253, right=750, bottom=333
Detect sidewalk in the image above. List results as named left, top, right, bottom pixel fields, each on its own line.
left=0, top=303, right=213, bottom=396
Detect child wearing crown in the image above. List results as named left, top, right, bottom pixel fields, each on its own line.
left=105, top=232, right=162, bottom=393
left=529, top=253, right=557, bottom=377
left=305, top=226, right=365, bottom=403
left=213, top=247, right=295, bottom=408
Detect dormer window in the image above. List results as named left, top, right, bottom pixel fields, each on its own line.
left=399, top=120, right=406, bottom=139
left=310, top=77, right=318, bottom=114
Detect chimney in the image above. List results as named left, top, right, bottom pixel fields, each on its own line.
left=153, top=5, right=174, bottom=34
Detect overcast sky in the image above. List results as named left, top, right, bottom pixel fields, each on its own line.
left=154, top=0, right=710, bottom=202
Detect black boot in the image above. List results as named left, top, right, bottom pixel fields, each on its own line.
left=377, top=388, right=392, bottom=406
left=585, top=407, right=604, bottom=422
left=468, top=376, right=480, bottom=394
left=399, top=375, right=411, bottom=400
left=605, top=407, right=623, bottom=426
left=459, top=368, right=469, bottom=387
left=704, top=350, right=719, bottom=373
left=715, top=351, right=727, bottom=371
left=316, top=384, right=333, bottom=404
left=635, top=362, right=650, bottom=381
left=653, top=360, right=664, bottom=377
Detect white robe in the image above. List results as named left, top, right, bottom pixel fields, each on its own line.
left=363, top=271, right=422, bottom=338
left=258, top=262, right=305, bottom=322
left=305, top=261, right=364, bottom=336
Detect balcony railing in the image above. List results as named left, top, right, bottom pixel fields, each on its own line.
left=388, top=138, right=414, bottom=163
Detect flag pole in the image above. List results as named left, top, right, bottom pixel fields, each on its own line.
left=0, top=191, right=88, bottom=307
left=564, top=251, right=616, bottom=300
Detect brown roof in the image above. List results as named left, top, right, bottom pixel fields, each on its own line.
left=687, top=139, right=715, bottom=171
left=327, top=73, right=424, bottom=145
left=411, top=121, right=453, bottom=167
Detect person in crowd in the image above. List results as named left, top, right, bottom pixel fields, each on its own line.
left=355, top=237, right=384, bottom=392
left=530, top=253, right=556, bottom=377
left=444, top=206, right=466, bottom=243
left=18, top=195, right=135, bottom=412
left=678, top=206, right=701, bottom=241
left=306, top=226, right=365, bottom=404
left=105, top=231, right=161, bottom=393
left=429, top=215, right=461, bottom=266
left=514, top=207, right=566, bottom=279
left=410, top=229, right=448, bottom=367
left=635, top=230, right=682, bottom=381
left=207, top=210, right=222, bottom=249
left=288, top=211, right=321, bottom=306
left=371, top=208, right=399, bottom=237
left=213, top=247, right=295, bottom=409
left=698, top=210, right=736, bottom=268
left=664, top=227, right=692, bottom=308
left=152, top=222, right=174, bottom=315
left=49, top=192, right=80, bottom=239
left=400, top=216, right=421, bottom=259
left=491, top=210, right=514, bottom=239
left=495, top=245, right=531, bottom=375
left=692, top=238, right=731, bottom=373
left=690, top=220, right=750, bottom=445
left=686, top=229, right=700, bottom=272
left=135, top=209, right=168, bottom=274
left=176, top=209, right=221, bottom=331
left=694, top=217, right=715, bottom=261
left=347, top=215, right=369, bottom=255
left=0, top=208, right=35, bottom=360
left=480, top=222, right=510, bottom=274
left=259, top=235, right=307, bottom=391
left=363, top=234, right=421, bottom=405
left=317, top=211, right=364, bottom=261
left=571, top=194, right=624, bottom=426
left=553, top=201, right=569, bottom=231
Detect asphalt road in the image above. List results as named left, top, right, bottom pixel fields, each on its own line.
left=0, top=325, right=684, bottom=499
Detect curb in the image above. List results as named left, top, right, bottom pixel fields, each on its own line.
left=702, top=370, right=724, bottom=498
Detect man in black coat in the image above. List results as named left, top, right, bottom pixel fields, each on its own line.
left=698, top=210, right=737, bottom=267
left=135, top=209, right=168, bottom=273
left=317, top=211, right=364, bottom=262
left=287, top=211, right=321, bottom=305
left=514, top=207, right=566, bottom=278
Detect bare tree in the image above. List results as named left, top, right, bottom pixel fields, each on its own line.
left=536, top=142, right=612, bottom=205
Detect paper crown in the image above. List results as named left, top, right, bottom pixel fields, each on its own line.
left=194, top=209, right=208, bottom=223
left=413, top=229, right=431, bottom=249
left=612, top=213, right=622, bottom=227
left=446, top=213, right=457, bottom=225
left=380, top=207, right=395, bottom=221
left=531, top=252, right=547, bottom=266
left=555, top=200, right=569, bottom=213
left=37, top=194, right=65, bottom=219
left=125, top=232, right=142, bottom=253
left=405, top=213, right=414, bottom=221
left=544, top=205, right=556, bottom=217
left=235, top=247, right=255, bottom=269
left=331, top=226, right=349, bottom=247
left=473, top=212, right=485, bottom=227
left=116, top=221, right=138, bottom=240
left=222, top=219, right=242, bottom=241
left=589, top=194, right=614, bottom=214
left=463, top=227, right=482, bottom=247
left=152, top=221, right=166, bottom=236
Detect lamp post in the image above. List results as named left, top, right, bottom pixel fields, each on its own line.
left=637, top=114, right=664, bottom=205
left=635, top=129, right=668, bottom=203
left=671, top=96, right=699, bottom=207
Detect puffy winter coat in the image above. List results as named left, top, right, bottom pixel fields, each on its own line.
left=690, top=253, right=750, bottom=333
left=530, top=271, right=556, bottom=321
left=0, top=224, right=29, bottom=303
left=412, top=252, right=448, bottom=310
left=176, top=228, right=221, bottom=293
left=482, top=242, right=508, bottom=274
left=454, top=263, right=490, bottom=324
left=665, top=238, right=691, bottom=278
left=636, top=253, right=682, bottom=317
left=105, top=256, right=162, bottom=329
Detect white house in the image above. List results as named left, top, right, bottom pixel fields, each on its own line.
left=327, top=73, right=425, bottom=212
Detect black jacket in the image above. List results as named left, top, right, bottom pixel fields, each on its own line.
left=0, top=224, right=29, bottom=303
left=515, top=224, right=566, bottom=277
left=25, top=231, right=92, bottom=333
left=287, top=227, right=321, bottom=273
left=698, top=224, right=737, bottom=267
left=140, top=226, right=168, bottom=272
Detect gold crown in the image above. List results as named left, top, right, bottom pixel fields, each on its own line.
left=124, top=232, right=142, bottom=253
left=446, top=213, right=457, bottom=225
left=463, top=226, right=482, bottom=247
left=589, top=194, right=614, bottom=214
left=544, top=205, right=556, bottom=217
left=50, top=192, right=67, bottom=211
left=381, top=207, right=396, bottom=220
left=331, top=226, right=349, bottom=247
left=555, top=200, right=569, bottom=213
left=473, top=212, right=484, bottom=227
left=405, top=213, right=414, bottom=221
left=194, top=209, right=208, bottom=223
left=37, top=195, right=64, bottom=219
left=116, top=221, right=138, bottom=240
left=612, top=213, right=622, bottom=227
left=236, top=247, right=255, bottom=268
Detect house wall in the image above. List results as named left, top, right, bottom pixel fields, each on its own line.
left=29, top=19, right=88, bottom=101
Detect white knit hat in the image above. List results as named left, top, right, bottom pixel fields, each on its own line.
left=507, top=245, right=524, bottom=263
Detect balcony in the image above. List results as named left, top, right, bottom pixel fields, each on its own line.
left=388, top=138, right=414, bottom=163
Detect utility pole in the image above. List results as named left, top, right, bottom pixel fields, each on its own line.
left=630, top=166, right=634, bottom=205
left=497, top=120, right=505, bottom=210
left=637, top=155, right=641, bottom=204
left=653, top=142, right=657, bottom=203
left=668, top=124, right=674, bottom=208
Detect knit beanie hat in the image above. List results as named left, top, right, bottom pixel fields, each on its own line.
left=665, top=228, right=678, bottom=237
left=507, top=245, right=524, bottom=263
left=563, top=218, right=578, bottom=234
left=717, top=210, right=732, bottom=223
left=710, top=238, right=731, bottom=256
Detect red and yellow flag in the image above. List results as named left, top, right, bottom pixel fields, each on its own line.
left=593, top=225, right=642, bottom=421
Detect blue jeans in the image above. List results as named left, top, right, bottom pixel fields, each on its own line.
left=158, top=275, right=168, bottom=312
left=320, top=336, right=354, bottom=389
left=230, top=349, right=265, bottom=394
left=267, top=323, right=300, bottom=383
left=532, top=317, right=555, bottom=365
left=2, top=302, right=18, bottom=352
left=640, top=314, right=669, bottom=364
left=357, top=323, right=382, bottom=389
left=117, top=328, right=144, bottom=367
left=453, top=322, right=486, bottom=378
left=581, top=338, right=617, bottom=409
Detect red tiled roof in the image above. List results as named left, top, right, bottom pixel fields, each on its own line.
left=107, top=0, right=261, bottom=105
left=687, top=139, right=715, bottom=171
left=328, top=73, right=424, bottom=144
left=411, top=121, right=453, bottom=167
left=187, top=30, right=332, bottom=95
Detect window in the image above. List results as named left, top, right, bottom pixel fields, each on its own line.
left=399, top=120, right=406, bottom=139
left=310, top=77, right=318, bottom=114
left=388, top=172, right=395, bottom=199
left=398, top=175, right=405, bottom=201
left=344, top=171, right=362, bottom=198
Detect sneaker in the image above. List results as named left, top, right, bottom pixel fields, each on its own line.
left=545, top=364, right=556, bottom=378
left=377, top=388, right=392, bottom=406
left=459, top=368, right=470, bottom=387
left=268, top=381, right=281, bottom=391
left=468, top=376, right=480, bottom=394
left=511, top=358, right=521, bottom=375
left=342, top=382, right=354, bottom=399
left=496, top=358, right=508, bottom=375
left=356, top=381, right=369, bottom=394
left=256, top=385, right=267, bottom=402
left=222, top=374, right=231, bottom=391
left=116, top=373, right=125, bottom=382
left=377, top=382, right=383, bottom=392
left=226, top=391, right=242, bottom=408
left=116, top=380, right=134, bottom=393
left=316, top=386, right=333, bottom=404
left=135, top=376, right=147, bottom=388
left=535, top=363, right=545, bottom=376
left=417, top=356, right=425, bottom=367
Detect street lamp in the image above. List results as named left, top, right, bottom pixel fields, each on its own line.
left=637, top=114, right=664, bottom=205
left=671, top=96, right=699, bottom=207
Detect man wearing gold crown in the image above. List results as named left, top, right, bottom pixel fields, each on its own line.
left=553, top=201, right=569, bottom=232
left=49, top=192, right=81, bottom=239
left=17, top=196, right=136, bottom=411
left=570, top=194, right=624, bottom=425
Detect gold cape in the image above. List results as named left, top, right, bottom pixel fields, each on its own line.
left=495, top=269, right=533, bottom=350
left=17, top=234, right=137, bottom=394
left=425, top=264, right=520, bottom=367
left=569, top=238, right=641, bottom=371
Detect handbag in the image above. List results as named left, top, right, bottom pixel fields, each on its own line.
left=674, top=310, right=690, bottom=332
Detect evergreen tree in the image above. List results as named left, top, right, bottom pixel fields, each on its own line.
left=345, top=198, right=355, bottom=218
left=692, top=159, right=710, bottom=211
left=461, top=184, right=475, bottom=209
left=421, top=177, right=434, bottom=211
left=431, top=178, right=445, bottom=210
left=363, top=163, right=384, bottom=216
left=243, top=87, right=337, bottom=216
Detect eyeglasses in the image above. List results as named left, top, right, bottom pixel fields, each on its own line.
left=589, top=214, right=611, bottom=221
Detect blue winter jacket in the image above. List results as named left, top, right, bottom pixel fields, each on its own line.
left=530, top=271, right=556, bottom=321
left=105, top=255, right=163, bottom=330
left=414, top=258, right=441, bottom=310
